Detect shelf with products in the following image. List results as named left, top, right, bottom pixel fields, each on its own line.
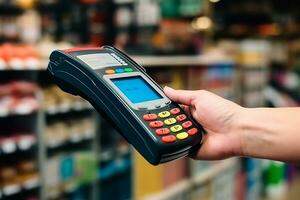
left=0, top=134, right=36, bottom=155
left=0, top=157, right=40, bottom=198
left=42, top=85, right=93, bottom=115
left=132, top=63, right=239, bottom=200
left=0, top=70, right=40, bottom=200
left=0, top=81, right=40, bottom=117
left=44, top=151, right=98, bottom=200
left=132, top=54, right=234, bottom=67
left=1, top=176, right=39, bottom=197
left=1, top=2, right=272, bottom=200
left=45, top=117, right=95, bottom=150
left=142, top=158, right=239, bottom=200
left=41, top=84, right=98, bottom=199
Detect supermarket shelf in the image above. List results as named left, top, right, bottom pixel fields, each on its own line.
left=47, top=130, right=95, bottom=149
left=45, top=102, right=93, bottom=115
left=114, top=0, right=134, bottom=4
left=132, top=55, right=234, bottom=67
left=1, top=137, right=36, bottom=154
left=0, top=109, right=38, bottom=118
left=191, top=158, right=239, bottom=185
left=0, top=55, right=234, bottom=71
left=142, top=158, right=238, bottom=200
left=1, top=177, right=39, bottom=197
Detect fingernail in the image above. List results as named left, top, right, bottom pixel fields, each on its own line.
left=163, top=86, right=172, bottom=91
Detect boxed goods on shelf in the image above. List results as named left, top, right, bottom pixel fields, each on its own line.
left=45, top=152, right=97, bottom=199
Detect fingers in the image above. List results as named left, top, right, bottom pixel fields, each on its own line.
left=190, top=133, right=233, bottom=160
left=163, top=86, right=196, bottom=106
left=180, top=104, right=191, bottom=115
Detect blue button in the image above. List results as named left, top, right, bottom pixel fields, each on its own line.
left=115, top=68, right=124, bottom=73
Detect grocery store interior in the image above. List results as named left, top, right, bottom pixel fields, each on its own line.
left=1, top=0, right=300, bottom=200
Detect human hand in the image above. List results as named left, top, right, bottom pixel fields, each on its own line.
left=164, top=86, right=244, bottom=160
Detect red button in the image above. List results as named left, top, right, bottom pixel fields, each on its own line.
left=176, top=114, right=187, bottom=122
left=149, top=121, right=164, bottom=128
left=170, top=108, right=180, bottom=115
left=143, top=114, right=158, bottom=121
left=156, top=128, right=170, bottom=136
left=182, top=121, right=193, bottom=129
left=187, top=128, right=198, bottom=136
left=161, top=135, right=176, bottom=143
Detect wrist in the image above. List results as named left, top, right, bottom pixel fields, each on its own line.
left=232, top=106, right=251, bottom=157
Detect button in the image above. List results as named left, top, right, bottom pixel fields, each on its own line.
left=164, top=118, right=176, bottom=125
left=158, top=111, right=170, bottom=118
left=124, top=68, right=133, bottom=72
left=170, top=108, right=180, bottom=115
left=115, top=68, right=124, bottom=73
left=176, top=132, right=188, bottom=140
left=105, top=69, right=115, bottom=74
left=161, top=135, right=176, bottom=143
left=170, top=125, right=182, bottom=133
left=182, top=121, right=192, bottom=129
left=188, top=128, right=198, bottom=136
left=149, top=121, right=164, bottom=128
left=176, top=114, right=187, bottom=122
left=156, top=128, right=170, bottom=136
left=143, top=114, right=158, bottom=121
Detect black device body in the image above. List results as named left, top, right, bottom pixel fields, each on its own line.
left=47, top=46, right=203, bottom=165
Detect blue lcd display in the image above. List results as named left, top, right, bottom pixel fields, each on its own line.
left=112, top=76, right=162, bottom=104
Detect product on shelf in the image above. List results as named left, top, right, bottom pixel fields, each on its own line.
left=0, top=81, right=39, bottom=116
left=263, top=160, right=287, bottom=199
left=0, top=167, right=20, bottom=188
left=17, top=160, right=39, bottom=184
left=45, top=152, right=97, bottom=198
left=0, top=44, right=42, bottom=70
left=0, top=133, right=36, bottom=154
left=43, top=85, right=90, bottom=114
left=45, top=117, right=95, bottom=148
left=239, top=40, right=271, bottom=68
left=0, top=160, right=39, bottom=196
left=186, top=64, right=235, bottom=100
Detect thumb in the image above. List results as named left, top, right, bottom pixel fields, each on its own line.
left=163, top=86, right=196, bottom=106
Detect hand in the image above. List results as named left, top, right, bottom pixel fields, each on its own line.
left=164, top=86, right=244, bottom=160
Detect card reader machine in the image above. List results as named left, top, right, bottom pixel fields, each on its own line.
left=47, top=46, right=203, bottom=165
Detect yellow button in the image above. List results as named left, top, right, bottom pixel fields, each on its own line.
left=176, top=132, right=188, bottom=140
left=158, top=111, right=170, bottom=118
left=170, top=125, right=182, bottom=133
left=105, top=69, right=115, bottom=74
left=164, top=118, right=176, bottom=125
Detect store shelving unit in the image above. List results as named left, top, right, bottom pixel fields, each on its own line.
left=3, top=0, right=290, bottom=199
left=132, top=55, right=234, bottom=67
left=142, top=158, right=239, bottom=200
left=0, top=53, right=235, bottom=200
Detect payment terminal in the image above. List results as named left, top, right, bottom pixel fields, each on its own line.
left=47, top=46, right=203, bottom=165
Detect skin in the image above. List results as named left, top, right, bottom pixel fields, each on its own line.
left=164, top=86, right=300, bottom=163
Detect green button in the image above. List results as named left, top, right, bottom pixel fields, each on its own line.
left=124, top=68, right=133, bottom=72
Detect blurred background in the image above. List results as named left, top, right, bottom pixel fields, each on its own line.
left=0, top=0, right=300, bottom=200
